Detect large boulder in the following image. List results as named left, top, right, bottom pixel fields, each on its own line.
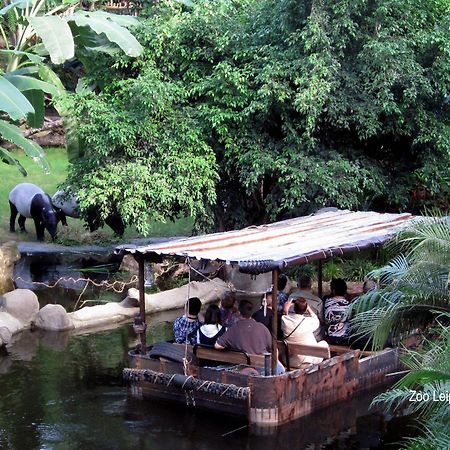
left=35, top=304, right=74, bottom=331
left=0, top=289, right=39, bottom=325
left=0, top=312, right=21, bottom=345
left=0, top=242, right=20, bottom=295
left=0, top=325, right=13, bottom=347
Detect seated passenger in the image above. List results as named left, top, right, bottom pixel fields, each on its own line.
left=290, top=274, right=323, bottom=319
left=220, top=292, right=241, bottom=328
left=173, top=297, right=202, bottom=345
left=252, top=289, right=273, bottom=333
left=363, top=278, right=377, bottom=293
left=289, top=274, right=324, bottom=339
left=324, top=278, right=351, bottom=344
left=276, top=274, right=289, bottom=314
left=215, top=300, right=284, bottom=374
left=197, top=304, right=225, bottom=346
left=281, top=297, right=329, bottom=368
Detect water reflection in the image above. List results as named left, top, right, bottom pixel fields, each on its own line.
left=12, top=253, right=125, bottom=311
left=0, top=310, right=412, bottom=449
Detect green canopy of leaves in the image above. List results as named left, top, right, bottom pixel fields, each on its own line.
left=63, top=0, right=450, bottom=230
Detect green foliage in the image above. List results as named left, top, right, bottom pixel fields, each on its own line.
left=63, top=0, right=449, bottom=230
left=351, top=215, right=450, bottom=350
left=0, top=0, right=142, bottom=175
left=59, top=70, right=218, bottom=232
left=371, top=314, right=450, bottom=449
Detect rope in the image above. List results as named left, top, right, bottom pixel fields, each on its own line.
left=181, top=375, right=193, bottom=389
left=13, top=275, right=137, bottom=292
left=166, top=374, right=176, bottom=386
left=13, top=275, right=138, bottom=311
left=123, top=368, right=250, bottom=400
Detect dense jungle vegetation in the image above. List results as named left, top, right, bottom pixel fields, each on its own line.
left=58, top=0, right=450, bottom=233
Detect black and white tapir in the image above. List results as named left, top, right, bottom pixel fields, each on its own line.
left=9, top=183, right=58, bottom=241
left=52, top=190, right=125, bottom=236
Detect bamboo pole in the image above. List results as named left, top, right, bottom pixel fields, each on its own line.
left=318, top=260, right=323, bottom=299
left=271, top=268, right=279, bottom=375
left=137, top=254, right=147, bottom=355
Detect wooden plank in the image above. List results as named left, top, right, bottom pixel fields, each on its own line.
left=329, top=344, right=376, bottom=357
left=195, top=347, right=267, bottom=368
left=288, top=343, right=330, bottom=359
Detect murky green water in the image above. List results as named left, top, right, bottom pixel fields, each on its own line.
left=0, top=306, right=415, bottom=450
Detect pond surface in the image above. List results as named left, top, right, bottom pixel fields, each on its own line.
left=0, top=307, right=414, bottom=450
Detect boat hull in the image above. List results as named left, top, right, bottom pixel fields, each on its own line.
left=125, top=348, right=399, bottom=427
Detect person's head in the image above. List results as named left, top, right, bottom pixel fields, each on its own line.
left=204, top=304, right=222, bottom=325
left=298, top=274, right=312, bottom=290
left=278, top=274, right=288, bottom=291
left=221, top=292, right=237, bottom=310
left=363, top=279, right=377, bottom=293
left=238, top=300, right=253, bottom=318
left=187, top=297, right=202, bottom=316
left=330, top=278, right=347, bottom=296
left=293, top=297, right=308, bottom=315
left=263, top=290, right=273, bottom=308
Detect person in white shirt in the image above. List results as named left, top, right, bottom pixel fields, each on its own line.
left=281, top=297, right=329, bottom=368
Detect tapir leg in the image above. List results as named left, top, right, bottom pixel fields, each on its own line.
left=9, top=201, right=18, bottom=232
left=33, top=218, right=44, bottom=241
left=18, top=215, right=27, bottom=232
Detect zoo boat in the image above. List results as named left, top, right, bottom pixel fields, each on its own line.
left=117, top=210, right=415, bottom=428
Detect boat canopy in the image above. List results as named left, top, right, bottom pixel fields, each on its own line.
left=116, top=210, right=415, bottom=274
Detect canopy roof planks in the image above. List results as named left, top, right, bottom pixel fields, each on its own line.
left=116, top=210, right=416, bottom=273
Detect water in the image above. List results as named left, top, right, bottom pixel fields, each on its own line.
left=0, top=309, right=415, bottom=450
left=2, top=253, right=417, bottom=449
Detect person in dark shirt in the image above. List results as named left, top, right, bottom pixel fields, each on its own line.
left=220, top=291, right=241, bottom=328
left=276, top=274, right=289, bottom=313
left=215, top=300, right=285, bottom=374
left=252, top=290, right=273, bottom=333
left=216, top=300, right=272, bottom=354
left=324, top=278, right=351, bottom=344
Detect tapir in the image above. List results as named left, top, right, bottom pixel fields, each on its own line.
left=9, top=183, right=58, bottom=241
left=52, top=190, right=125, bottom=236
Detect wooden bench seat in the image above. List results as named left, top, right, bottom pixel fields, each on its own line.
left=193, top=345, right=271, bottom=375
left=277, top=340, right=330, bottom=371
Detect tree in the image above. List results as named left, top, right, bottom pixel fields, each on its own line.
left=62, top=0, right=450, bottom=231
left=0, top=0, right=142, bottom=175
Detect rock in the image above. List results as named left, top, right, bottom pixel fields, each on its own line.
left=35, top=304, right=74, bottom=331
left=0, top=312, right=22, bottom=340
left=0, top=242, right=21, bottom=295
left=0, top=326, right=12, bottom=347
left=0, top=289, right=39, bottom=325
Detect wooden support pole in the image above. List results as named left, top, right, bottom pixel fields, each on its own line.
left=271, top=268, right=279, bottom=375
left=137, top=254, right=147, bottom=355
left=318, top=260, right=323, bottom=299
